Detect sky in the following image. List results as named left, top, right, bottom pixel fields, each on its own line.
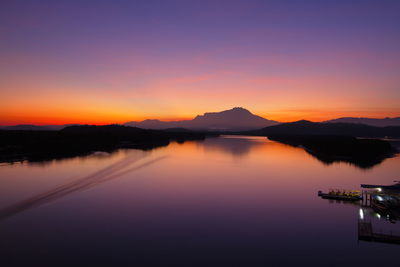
left=1, top=0, right=399, bottom=125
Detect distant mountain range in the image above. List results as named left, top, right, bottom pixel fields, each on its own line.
left=0, top=124, right=79, bottom=131
left=324, top=117, right=400, bottom=127
left=1, top=108, right=399, bottom=131
left=125, top=107, right=279, bottom=131
left=249, top=120, right=400, bottom=138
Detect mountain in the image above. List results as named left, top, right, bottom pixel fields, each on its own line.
left=5, top=112, right=399, bottom=132
left=125, top=107, right=279, bottom=131
left=123, top=119, right=189, bottom=129
left=248, top=120, right=400, bottom=138
left=324, top=117, right=400, bottom=127
left=1, top=124, right=57, bottom=131
left=0, top=124, right=80, bottom=131
left=0, top=124, right=81, bottom=131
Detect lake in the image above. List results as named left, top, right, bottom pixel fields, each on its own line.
left=0, top=135, right=399, bottom=266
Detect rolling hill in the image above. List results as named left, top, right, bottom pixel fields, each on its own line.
left=248, top=120, right=400, bottom=138
left=324, top=117, right=400, bottom=127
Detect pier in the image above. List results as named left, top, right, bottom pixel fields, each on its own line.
left=358, top=221, right=400, bottom=245
left=361, top=190, right=373, bottom=206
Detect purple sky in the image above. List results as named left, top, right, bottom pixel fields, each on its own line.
left=1, top=0, right=399, bottom=124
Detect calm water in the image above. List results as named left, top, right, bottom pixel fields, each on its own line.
left=0, top=136, right=399, bottom=266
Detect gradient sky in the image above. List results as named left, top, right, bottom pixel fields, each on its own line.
left=1, top=0, right=399, bottom=125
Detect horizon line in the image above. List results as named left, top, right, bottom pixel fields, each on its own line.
left=1, top=107, right=399, bottom=127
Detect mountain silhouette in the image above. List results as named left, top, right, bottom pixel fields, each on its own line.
left=125, top=107, right=279, bottom=131
left=324, top=117, right=400, bottom=127
left=249, top=120, right=400, bottom=138
left=3, top=111, right=400, bottom=131
left=1, top=124, right=54, bottom=131
left=0, top=124, right=79, bottom=131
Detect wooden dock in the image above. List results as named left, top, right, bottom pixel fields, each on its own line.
left=358, top=221, right=400, bottom=245
left=361, top=190, right=373, bottom=206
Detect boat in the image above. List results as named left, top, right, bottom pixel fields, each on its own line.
left=318, top=190, right=362, bottom=201
left=361, top=181, right=400, bottom=191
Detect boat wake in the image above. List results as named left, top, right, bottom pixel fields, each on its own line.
left=0, top=153, right=168, bottom=221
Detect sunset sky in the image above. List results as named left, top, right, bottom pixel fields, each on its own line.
left=1, top=0, right=399, bottom=125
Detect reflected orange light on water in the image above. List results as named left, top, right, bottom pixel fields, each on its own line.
left=0, top=136, right=399, bottom=230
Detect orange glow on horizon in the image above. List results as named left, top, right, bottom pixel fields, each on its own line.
left=1, top=1, right=400, bottom=127
left=1, top=108, right=399, bottom=126
left=261, top=110, right=400, bottom=123
left=1, top=73, right=399, bottom=126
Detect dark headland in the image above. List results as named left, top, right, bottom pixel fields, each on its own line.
left=0, top=125, right=215, bottom=163
left=242, top=120, right=400, bottom=168
left=267, top=135, right=395, bottom=169
left=1, top=112, right=399, bottom=168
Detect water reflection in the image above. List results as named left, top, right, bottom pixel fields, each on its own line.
left=201, top=135, right=394, bottom=169
left=1, top=135, right=400, bottom=266
left=200, top=135, right=268, bottom=157
left=303, top=150, right=388, bottom=169
left=0, top=153, right=168, bottom=221
left=2, top=135, right=393, bottom=170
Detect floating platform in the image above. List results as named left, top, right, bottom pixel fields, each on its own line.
left=318, top=191, right=362, bottom=201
